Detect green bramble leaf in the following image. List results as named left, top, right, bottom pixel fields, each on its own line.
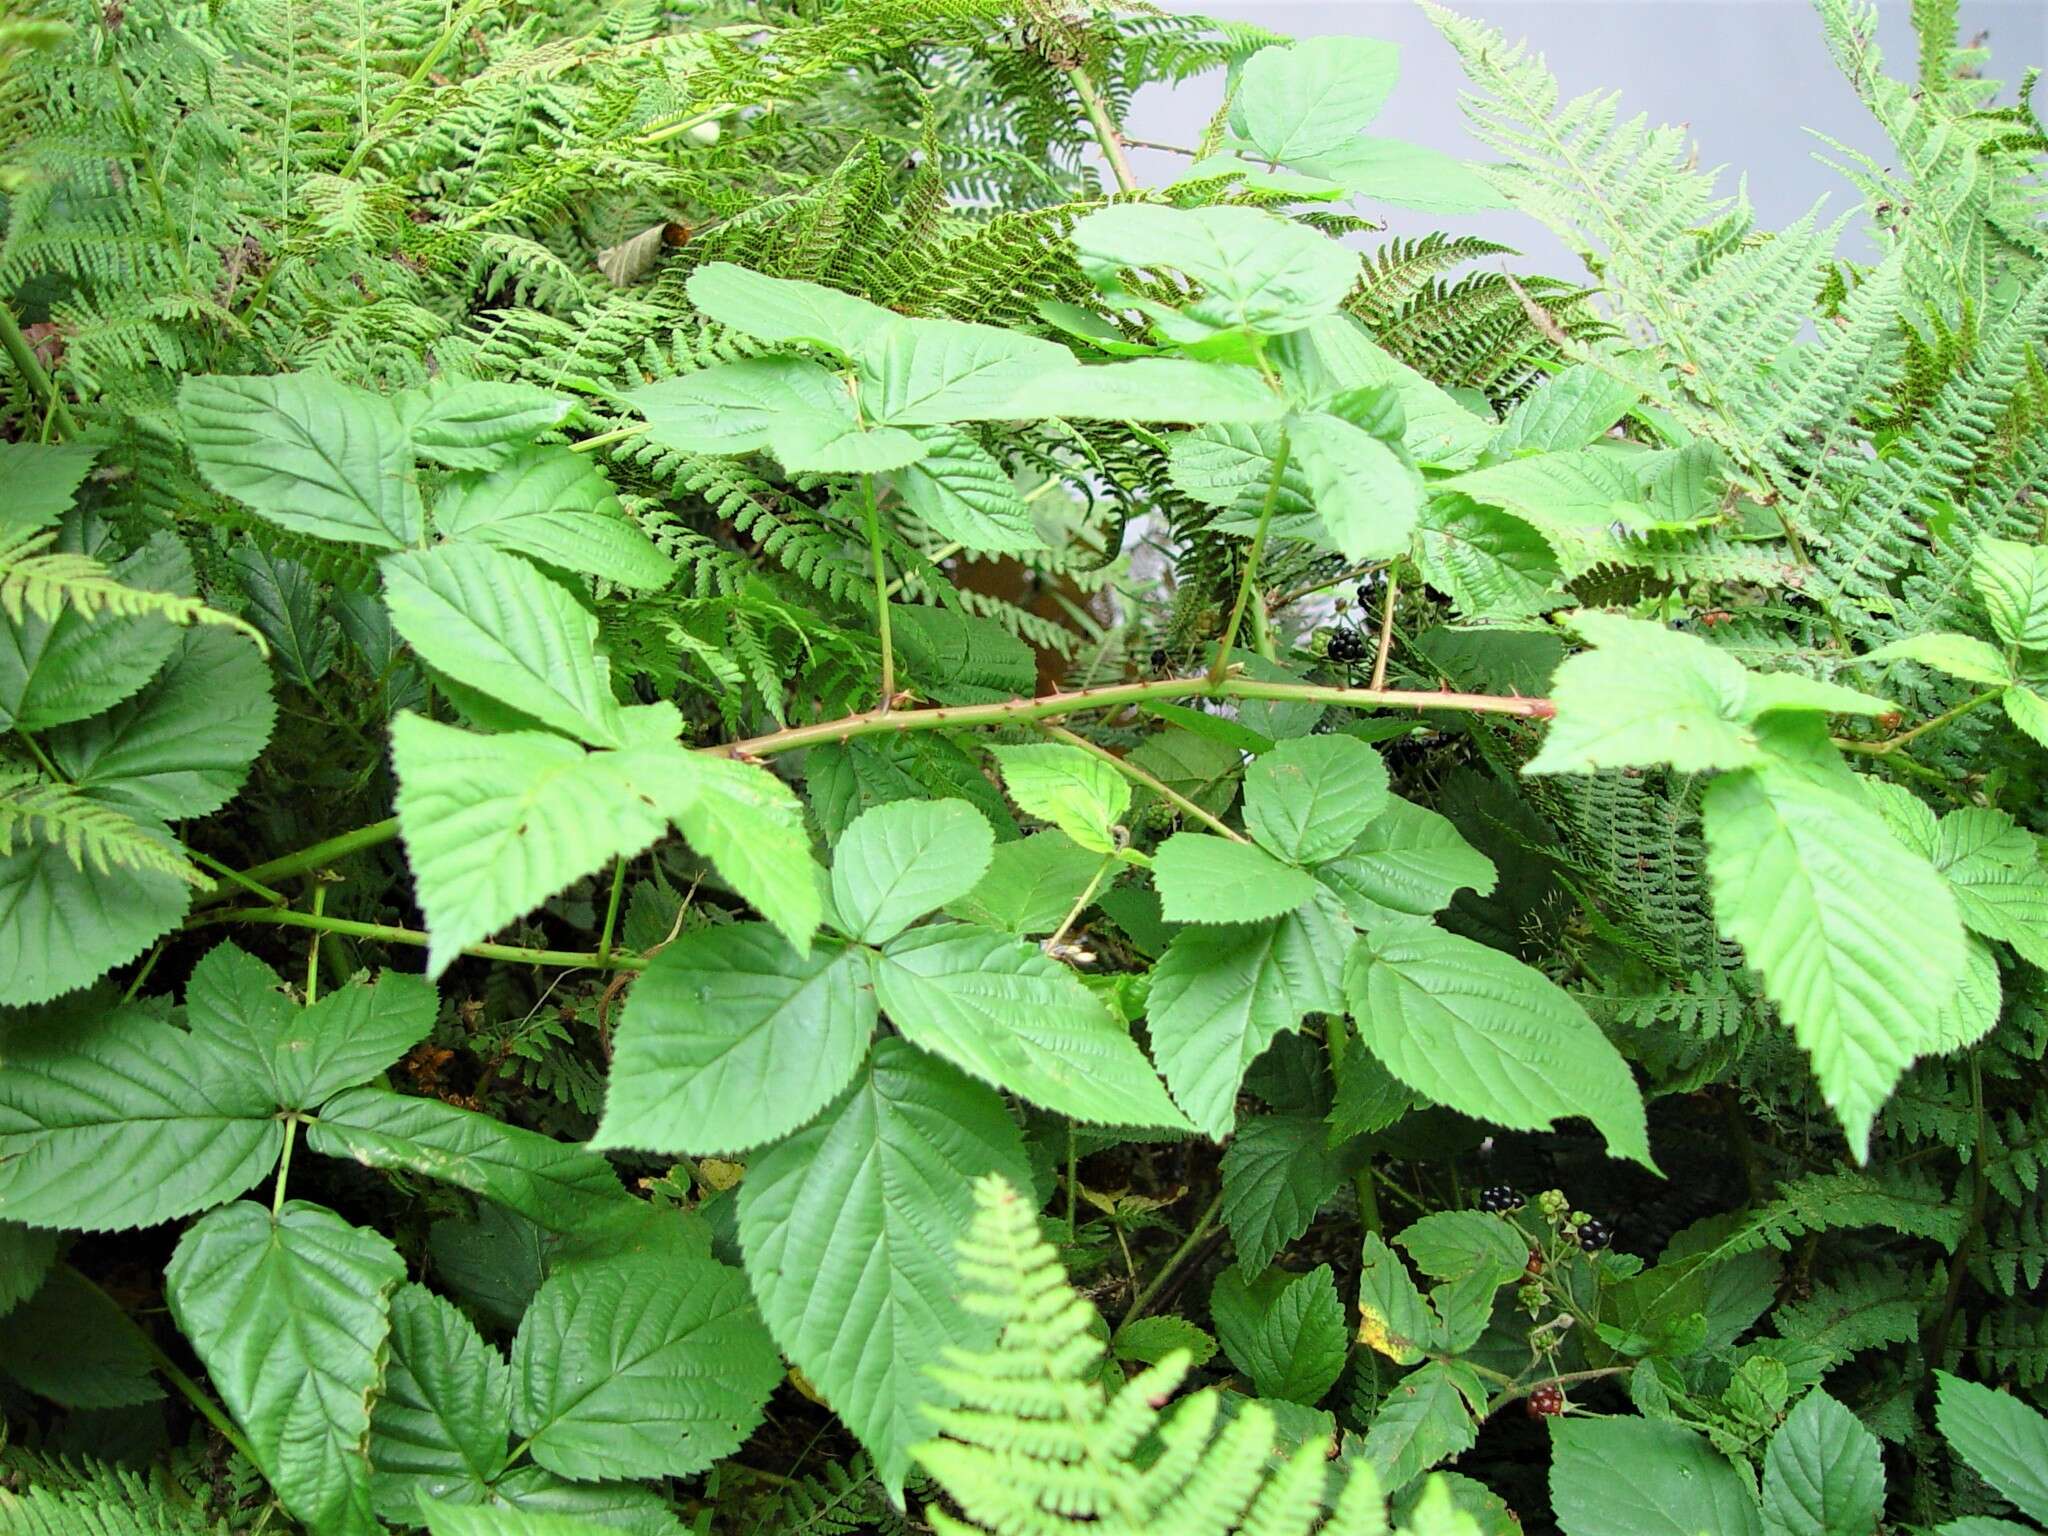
left=389, top=716, right=678, bottom=976
left=1150, top=832, right=1322, bottom=922
left=1935, top=1372, right=2048, bottom=1524
left=888, top=428, right=1046, bottom=555
left=946, top=830, right=1108, bottom=935
left=1548, top=1418, right=1761, bottom=1536
left=1069, top=204, right=1360, bottom=341
left=830, top=798, right=994, bottom=944
left=1759, top=1389, right=1885, bottom=1536
left=1972, top=538, right=2048, bottom=649
left=1526, top=612, right=1763, bottom=774
left=989, top=742, right=1130, bottom=854
left=381, top=543, right=628, bottom=747
left=307, top=1087, right=635, bottom=1233
left=184, top=941, right=436, bottom=1111
left=432, top=448, right=673, bottom=591
left=369, top=1283, right=511, bottom=1517
left=1230, top=38, right=1400, bottom=161
left=1703, top=723, right=1964, bottom=1159
left=1856, top=632, right=2013, bottom=687
left=1489, top=366, right=1641, bottom=457
left=1004, top=358, right=1287, bottom=423
left=683, top=264, right=897, bottom=354
left=1243, top=734, right=1390, bottom=866
left=629, top=356, right=924, bottom=473
left=401, top=381, right=573, bottom=471
left=509, top=1240, right=779, bottom=1483
left=1210, top=1262, right=1348, bottom=1405
left=1220, top=1115, right=1350, bottom=1275
left=1147, top=888, right=1349, bottom=1137
left=180, top=374, right=423, bottom=549
left=1344, top=920, right=1655, bottom=1169
left=874, top=922, right=1189, bottom=1128
left=0, top=1263, right=162, bottom=1407
left=1288, top=410, right=1425, bottom=562
left=737, top=1039, right=1032, bottom=1491
left=1362, top=1361, right=1480, bottom=1493
left=166, top=1200, right=406, bottom=1536
left=44, top=626, right=275, bottom=821
left=0, top=1005, right=282, bottom=1230
left=2005, top=685, right=2048, bottom=749
left=0, top=441, right=98, bottom=536
left=596, top=925, right=876, bottom=1156
left=1289, top=138, right=1509, bottom=213
left=0, top=1223, right=57, bottom=1318
left=1313, top=796, right=1496, bottom=927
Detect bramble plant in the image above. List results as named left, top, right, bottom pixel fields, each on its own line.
left=1, top=0, right=2046, bottom=1532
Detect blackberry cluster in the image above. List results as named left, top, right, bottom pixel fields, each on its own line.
left=1575, top=1217, right=1614, bottom=1251
left=1478, top=1184, right=1523, bottom=1214
left=1325, top=626, right=1367, bottom=663
left=1149, top=647, right=1169, bottom=672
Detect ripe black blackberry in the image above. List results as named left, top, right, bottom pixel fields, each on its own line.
left=1149, top=647, right=1169, bottom=672
left=1326, top=626, right=1367, bottom=663
left=1478, top=1185, right=1523, bottom=1214
left=1576, top=1217, right=1613, bottom=1251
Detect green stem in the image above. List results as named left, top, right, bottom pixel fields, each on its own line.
left=122, top=942, right=165, bottom=1003
left=861, top=477, right=896, bottom=710
left=634, top=100, right=740, bottom=148
left=1124, top=1191, right=1225, bottom=1324
left=339, top=0, right=490, bottom=176
left=1046, top=853, right=1118, bottom=951
left=1370, top=570, right=1400, bottom=690
left=191, top=680, right=1553, bottom=949
left=1836, top=690, right=1997, bottom=755
left=14, top=727, right=63, bottom=780
left=1067, top=65, right=1140, bottom=194
left=569, top=423, right=649, bottom=455
left=1038, top=722, right=1246, bottom=842
left=99, top=1285, right=259, bottom=1464
left=303, top=886, right=326, bottom=1005
left=1208, top=433, right=1291, bottom=685
left=188, top=905, right=648, bottom=971
left=189, top=850, right=289, bottom=907
left=272, top=1117, right=297, bottom=1216
left=1, top=299, right=80, bottom=439
left=597, top=856, right=629, bottom=964
left=195, top=818, right=400, bottom=909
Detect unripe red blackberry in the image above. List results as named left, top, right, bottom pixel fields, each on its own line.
left=1526, top=1383, right=1566, bottom=1417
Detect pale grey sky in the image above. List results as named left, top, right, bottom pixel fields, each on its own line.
left=1120, top=1, right=2045, bottom=279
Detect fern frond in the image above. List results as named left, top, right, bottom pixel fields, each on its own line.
left=0, top=1453, right=228, bottom=1536
left=0, top=528, right=266, bottom=651
left=913, top=1176, right=1468, bottom=1536
left=0, top=769, right=206, bottom=885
